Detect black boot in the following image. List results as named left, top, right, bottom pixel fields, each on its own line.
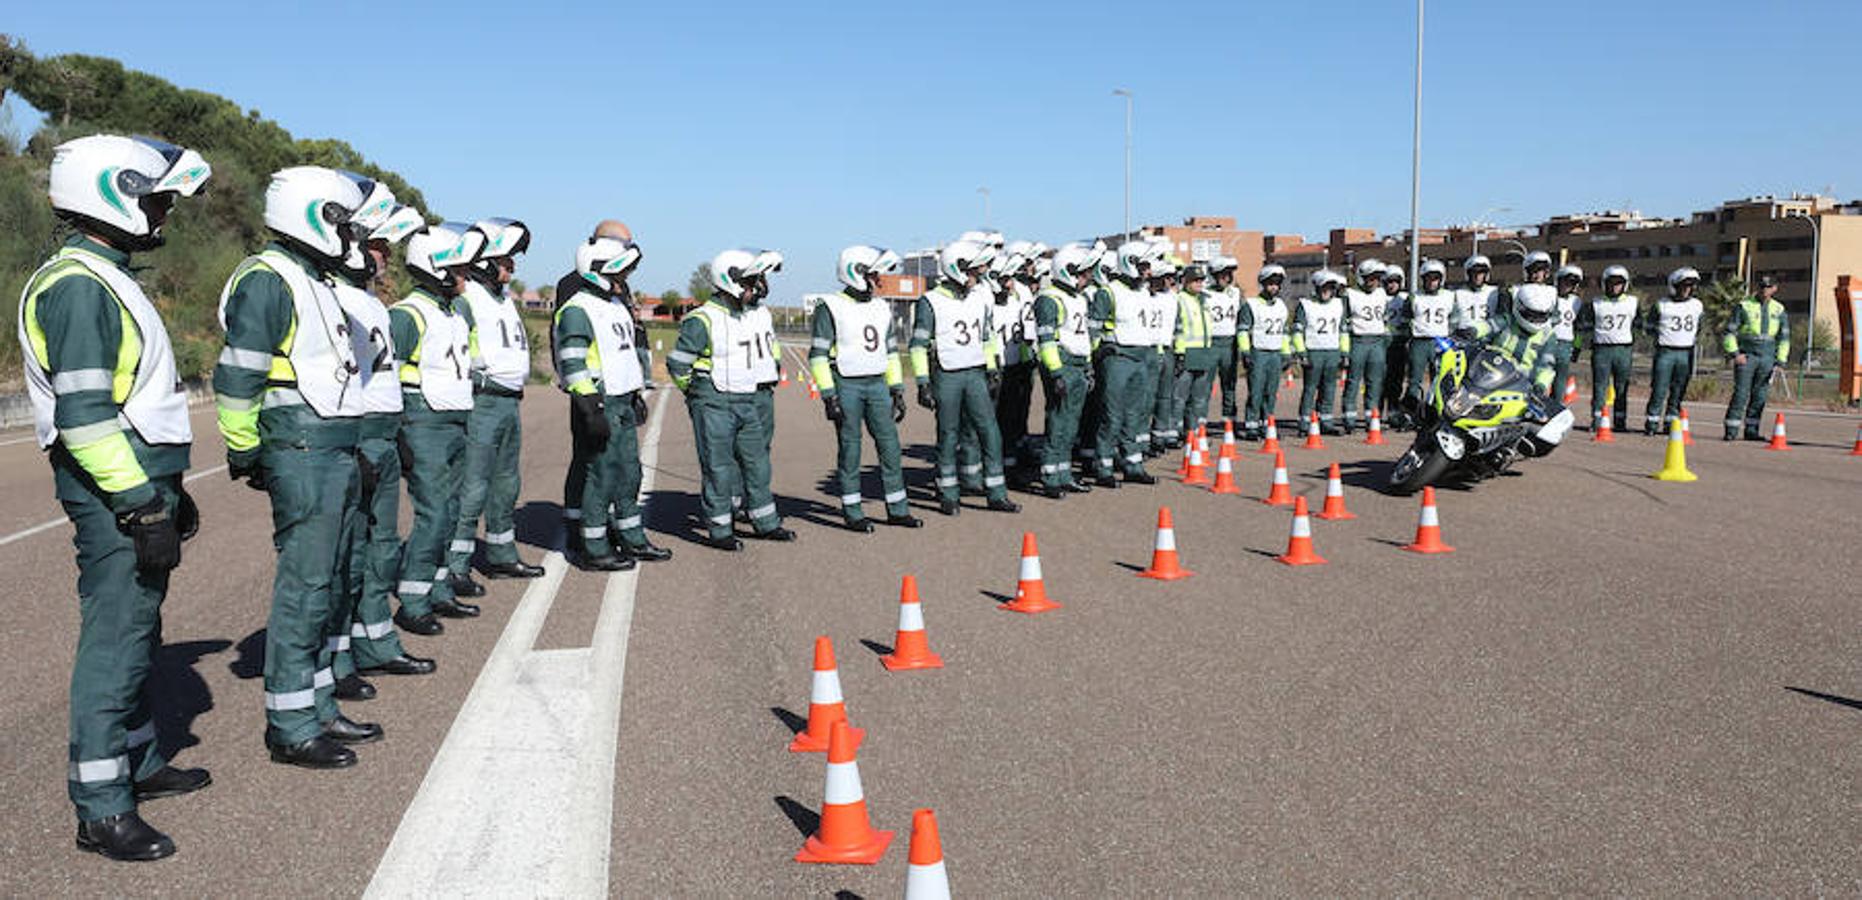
left=1063, top=481, right=1093, bottom=494
left=751, top=526, right=797, bottom=542
left=885, top=513, right=925, bottom=528
left=333, top=673, right=376, bottom=701
left=571, top=551, right=633, bottom=572
left=360, top=653, right=436, bottom=676
left=701, top=533, right=744, bottom=552
left=624, top=541, right=673, bottom=562
left=1035, top=483, right=1066, bottom=500
left=1094, top=474, right=1121, bottom=489
left=322, top=715, right=383, bottom=745
left=986, top=497, right=1022, bottom=513
left=75, top=812, right=175, bottom=862
left=133, top=766, right=211, bottom=802
left=268, top=734, right=357, bottom=770
left=482, top=560, right=544, bottom=579
left=1124, top=471, right=1157, bottom=485
left=393, top=609, right=443, bottom=636
left=447, top=573, right=485, bottom=598
left=938, top=498, right=960, bottom=516
left=843, top=518, right=876, bottom=533
left=433, top=599, right=480, bottom=619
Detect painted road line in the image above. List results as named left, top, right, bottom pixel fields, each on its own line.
left=366, top=388, right=668, bottom=898
left=0, top=463, right=229, bottom=548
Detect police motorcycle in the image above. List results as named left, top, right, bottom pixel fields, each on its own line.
left=1386, top=336, right=1574, bottom=494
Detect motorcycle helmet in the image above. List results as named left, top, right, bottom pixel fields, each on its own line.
left=1602, top=265, right=1631, bottom=294
left=1356, top=259, right=1387, bottom=285
left=1555, top=264, right=1584, bottom=287
left=1050, top=244, right=1098, bottom=291
left=1522, top=250, right=1553, bottom=275
left=264, top=166, right=373, bottom=269
left=711, top=248, right=783, bottom=300
left=48, top=134, right=211, bottom=252
left=405, top=221, right=474, bottom=293
left=1114, top=241, right=1158, bottom=279
left=838, top=245, right=901, bottom=291
left=1667, top=267, right=1700, bottom=289
left=938, top=240, right=991, bottom=285
left=1463, top=254, right=1491, bottom=273
left=1257, top=264, right=1287, bottom=285
left=1512, top=283, right=1558, bottom=334
left=1419, top=259, right=1447, bottom=283
left=577, top=235, right=643, bottom=292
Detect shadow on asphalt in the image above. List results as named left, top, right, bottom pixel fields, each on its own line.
left=513, top=501, right=566, bottom=552
left=773, top=795, right=819, bottom=838
left=150, top=638, right=231, bottom=758
left=229, top=628, right=265, bottom=679
left=1786, top=686, right=1862, bottom=712
left=769, top=705, right=807, bottom=736
left=978, top=589, right=1013, bottom=607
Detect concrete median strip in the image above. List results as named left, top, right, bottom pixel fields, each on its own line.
left=365, top=388, right=668, bottom=898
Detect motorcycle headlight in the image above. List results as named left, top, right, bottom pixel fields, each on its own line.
left=1465, top=403, right=1503, bottom=422
left=1444, top=391, right=1480, bottom=419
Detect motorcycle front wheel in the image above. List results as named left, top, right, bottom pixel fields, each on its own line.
left=1387, top=443, right=1450, bottom=496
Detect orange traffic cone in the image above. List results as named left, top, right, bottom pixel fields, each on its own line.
left=903, top=809, right=950, bottom=899
left=1258, top=419, right=1282, bottom=455
left=1209, top=451, right=1242, bottom=495
left=795, top=721, right=894, bottom=864
left=1562, top=375, right=1579, bottom=408
left=1765, top=413, right=1790, bottom=451
left=1316, top=462, right=1355, bottom=520
left=1137, top=507, right=1193, bottom=580
left=808, top=381, right=821, bottom=401
left=1401, top=486, right=1455, bottom=554
left=1284, top=368, right=1296, bottom=388
left=1849, top=421, right=1862, bottom=456
left=1365, top=409, right=1387, bottom=446
left=1593, top=412, right=1616, bottom=443
left=1275, top=496, right=1327, bottom=566
left=1302, top=412, right=1326, bottom=449
left=1002, top=532, right=1060, bottom=613
left=790, top=636, right=864, bottom=753
left=1261, top=451, right=1293, bottom=507
left=1221, top=420, right=1237, bottom=457
left=880, top=575, right=943, bottom=672
left=1679, top=407, right=1695, bottom=446
left=1182, top=441, right=1208, bottom=486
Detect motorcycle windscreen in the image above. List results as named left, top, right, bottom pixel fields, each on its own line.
left=1466, top=349, right=1533, bottom=394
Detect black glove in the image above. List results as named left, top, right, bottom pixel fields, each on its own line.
left=228, top=449, right=265, bottom=491
left=117, top=493, right=181, bottom=573
left=632, top=392, right=649, bottom=424
left=1242, top=356, right=1255, bottom=374
left=986, top=370, right=1002, bottom=400
left=916, top=383, right=936, bottom=411
left=823, top=394, right=844, bottom=423
left=396, top=433, right=414, bottom=477
left=175, top=488, right=200, bottom=542
left=1048, top=370, right=1070, bottom=402
left=891, top=387, right=907, bottom=423
left=572, top=392, right=610, bottom=449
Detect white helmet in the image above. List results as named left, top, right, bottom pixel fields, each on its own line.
left=369, top=205, right=426, bottom=245
left=958, top=229, right=1004, bottom=249
left=264, top=166, right=372, bottom=267
left=1151, top=255, right=1179, bottom=278
left=1667, top=267, right=1701, bottom=288
left=1313, top=269, right=1344, bottom=291
left=1512, top=283, right=1557, bottom=334
left=1419, top=259, right=1447, bottom=280
left=1602, top=265, right=1631, bottom=285
left=1258, top=264, right=1287, bottom=284
left=1555, top=264, right=1584, bottom=284
left=837, top=245, right=901, bottom=291
left=1356, top=259, right=1386, bottom=283
left=576, top=235, right=644, bottom=292
left=343, top=181, right=400, bottom=280
left=1031, top=256, right=1053, bottom=283
left=1003, top=240, right=1036, bottom=270
left=1208, top=255, right=1239, bottom=275
left=1523, top=250, right=1553, bottom=273
left=1114, top=241, right=1158, bottom=279
left=1382, top=267, right=1406, bottom=286
left=405, top=221, right=474, bottom=291
left=938, top=240, right=990, bottom=284
left=1463, top=254, right=1492, bottom=272
left=48, top=134, right=211, bottom=251
left=473, top=218, right=531, bottom=261
left=711, top=248, right=783, bottom=300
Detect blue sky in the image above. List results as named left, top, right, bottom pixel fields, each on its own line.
left=7, top=0, right=1860, bottom=300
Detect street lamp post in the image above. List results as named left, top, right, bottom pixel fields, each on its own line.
left=1113, top=88, right=1133, bottom=240
left=1406, top=0, right=1424, bottom=287
left=1788, top=210, right=1820, bottom=371
left=1471, top=205, right=1512, bottom=259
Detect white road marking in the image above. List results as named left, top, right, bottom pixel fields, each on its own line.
left=0, top=463, right=229, bottom=548
left=365, top=388, right=669, bottom=898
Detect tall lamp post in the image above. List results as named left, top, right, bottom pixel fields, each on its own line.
left=1471, top=205, right=1512, bottom=259
left=1788, top=210, right=1820, bottom=373
left=1406, top=0, right=1424, bottom=287
left=1113, top=88, right=1133, bottom=240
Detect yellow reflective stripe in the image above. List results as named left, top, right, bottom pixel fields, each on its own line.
left=1040, top=342, right=1062, bottom=371
left=566, top=375, right=596, bottom=395
left=910, top=346, right=930, bottom=379
left=268, top=317, right=298, bottom=383
left=60, top=418, right=124, bottom=446
left=112, top=303, right=139, bottom=404
left=65, top=429, right=148, bottom=494
left=216, top=402, right=260, bottom=452
left=809, top=357, right=835, bottom=391
left=884, top=354, right=903, bottom=387
left=983, top=336, right=1001, bottom=371
left=22, top=260, right=143, bottom=404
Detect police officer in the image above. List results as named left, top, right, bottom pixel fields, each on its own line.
left=912, top=240, right=1021, bottom=515
left=1380, top=266, right=1412, bottom=428
left=217, top=167, right=381, bottom=769
left=668, top=249, right=797, bottom=548
left=1236, top=264, right=1292, bottom=439
left=1576, top=261, right=1640, bottom=432
left=555, top=234, right=675, bottom=565
left=22, top=135, right=210, bottom=861
left=1341, top=259, right=1390, bottom=431
left=1033, top=244, right=1100, bottom=498
left=1454, top=255, right=1499, bottom=331
left=809, top=246, right=921, bottom=530
left=994, top=241, right=1042, bottom=471
left=447, top=218, right=545, bottom=596
left=1145, top=254, right=1182, bottom=452
left=555, top=222, right=648, bottom=552
left=1721, top=274, right=1791, bottom=440
left=1204, top=256, right=1243, bottom=428
left=1293, top=269, right=1350, bottom=434
left=1488, top=278, right=1561, bottom=396
left=329, top=194, right=435, bottom=703
left=1545, top=265, right=1583, bottom=398
left=389, top=223, right=483, bottom=633
left=1402, top=260, right=1457, bottom=409
left=1087, top=241, right=1163, bottom=485
left=1645, top=267, right=1704, bottom=434
left=1172, top=264, right=1218, bottom=441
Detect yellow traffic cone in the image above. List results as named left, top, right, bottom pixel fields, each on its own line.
left=1651, top=417, right=1697, bottom=482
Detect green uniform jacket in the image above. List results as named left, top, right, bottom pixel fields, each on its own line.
left=909, top=283, right=1000, bottom=381
left=1720, top=296, right=1791, bottom=360
left=807, top=289, right=904, bottom=393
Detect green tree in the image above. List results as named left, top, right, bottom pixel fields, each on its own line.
left=1698, top=277, right=1747, bottom=351
left=0, top=33, right=32, bottom=111
left=688, top=263, right=714, bottom=306
left=537, top=285, right=555, bottom=303
left=509, top=277, right=527, bottom=295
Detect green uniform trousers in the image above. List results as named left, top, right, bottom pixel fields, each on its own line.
left=1342, top=334, right=1388, bottom=428
left=449, top=391, right=523, bottom=577
left=261, top=427, right=361, bottom=746
left=1149, top=350, right=1177, bottom=445
left=830, top=375, right=908, bottom=523
left=1128, top=347, right=1159, bottom=453
left=996, top=359, right=1036, bottom=467
left=1299, top=349, right=1343, bottom=426
left=1042, top=361, right=1089, bottom=488
left=56, top=457, right=177, bottom=821
left=1645, top=347, right=1694, bottom=433
left=1544, top=339, right=1574, bottom=404
left=1212, top=339, right=1240, bottom=421
left=931, top=366, right=1008, bottom=502
left=334, top=418, right=408, bottom=678
left=578, top=393, right=649, bottom=556
left=1725, top=345, right=1778, bottom=438
left=1093, top=346, right=1150, bottom=476
left=688, top=382, right=780, bottom=539
left=1382, top=338, right=1410, bottom=419
left=1405, top=338, right=1440, bottom=407
left=1177, top=364, right=1215, bottom=440
left=398, top=397, right=467, bottom=617
left=1590, top=344, right=1633, bottom=430
left=1244, top=349, right=1284, bottom=431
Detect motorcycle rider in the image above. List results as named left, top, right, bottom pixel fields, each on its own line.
left=1292, top=269, right=1350, bottom=434
left=1341, top=259, right=1390, bottom=431
left=993, top=241, right=1042, bottom=471
left=1487, top=276, right=1561, bottom=397
left=1575, top=261, right=1640, bottom=432
left=1645, top=267, right=1704, bottom=434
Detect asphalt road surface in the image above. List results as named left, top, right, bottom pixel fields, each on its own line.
left=2, top=377, right=1859, bottom=896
